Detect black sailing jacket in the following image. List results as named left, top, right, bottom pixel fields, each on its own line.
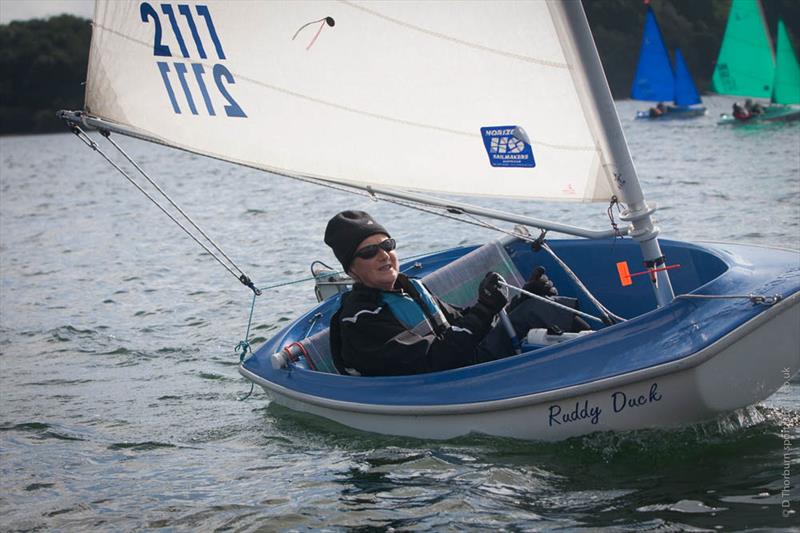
left=329, top=273, right=497, bottom=376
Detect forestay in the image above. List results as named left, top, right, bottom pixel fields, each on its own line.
left=85, top=0, right=626, bottom=203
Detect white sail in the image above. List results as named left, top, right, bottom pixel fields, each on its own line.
left=85, top=0, right=627, bottom=202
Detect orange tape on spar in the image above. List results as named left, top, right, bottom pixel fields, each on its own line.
left=616, top=261, right=681, bottom=287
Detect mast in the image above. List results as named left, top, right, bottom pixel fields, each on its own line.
left=551, top=0, right=675, bottom=306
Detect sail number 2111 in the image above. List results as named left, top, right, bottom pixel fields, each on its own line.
left=140, top=2, right=246, bottom=118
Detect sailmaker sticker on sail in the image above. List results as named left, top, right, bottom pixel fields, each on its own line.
left=480, top=126, right=536, bottom=168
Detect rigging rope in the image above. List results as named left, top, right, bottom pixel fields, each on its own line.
left=235, top=291, right=258, bottom=361
left=606, top=195, right=624, bottom=238
left=68, top=125, right=261, bottom=295
left=497, top=281, right=605, bottom=324
left=537, top=239, right=624, bottom=324
left=395, top=204, right=626, bottom=324
left=235, top=291, right=258, bottom=400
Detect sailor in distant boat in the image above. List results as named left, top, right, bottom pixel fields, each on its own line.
left=324, top=210, right=589, bottom=377
left=732, top=101, right=752, bottom=121
left=648, top=102, right=667, bottom=118
left=744, top=98, right=765, bottom=116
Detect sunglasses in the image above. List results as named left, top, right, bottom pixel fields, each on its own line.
left=353, top=238, right=396, bottom=261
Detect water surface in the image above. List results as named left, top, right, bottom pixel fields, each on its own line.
left=1, top=96, right=798, bottom=530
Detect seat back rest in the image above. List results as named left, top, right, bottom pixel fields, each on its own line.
left=297, top=239, right=524, bottom=374
left=422, top=239, right=525, bottom=308
left=301, top=328, right=338, bottom=374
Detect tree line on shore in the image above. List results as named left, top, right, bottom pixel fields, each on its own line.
left=1, top=1, right=798, bottom=135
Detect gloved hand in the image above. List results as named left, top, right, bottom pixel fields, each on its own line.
left=524, top=266, right=558, bottom=297
left=477, top=271, right=507, bottom=314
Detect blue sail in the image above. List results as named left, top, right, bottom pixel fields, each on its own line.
left=631, top=7, right=674, bottom=102
left=673, top=49, right=701, bottom=106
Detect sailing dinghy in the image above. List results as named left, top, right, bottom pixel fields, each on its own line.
left=631, top=6, right=706, bottom=120
left=713, top=0, right=800, bottom=124
left=59, top=1, right=799, bottom=441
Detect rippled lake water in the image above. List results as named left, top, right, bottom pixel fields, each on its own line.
left=1, top=97, right=798, bottom=530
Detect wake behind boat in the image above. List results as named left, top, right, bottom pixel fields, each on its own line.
left=58, top=1, right=799, bottom=442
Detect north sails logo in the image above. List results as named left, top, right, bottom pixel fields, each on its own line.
left=480, top=126, right=535, bottom=168
left=490, top=135, right=526, bottom=154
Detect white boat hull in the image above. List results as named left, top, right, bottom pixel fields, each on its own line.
left=245, top=292, right=799, bottom=441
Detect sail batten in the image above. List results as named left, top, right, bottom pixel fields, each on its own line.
left=84, top=0, right=630, bottom=203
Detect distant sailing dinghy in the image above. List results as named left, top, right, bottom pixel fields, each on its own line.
left=59, top=1, right=799, bottom=442
left=713, top=0, right=800, bottom=124
left=631, top=6, right=706, bottom=120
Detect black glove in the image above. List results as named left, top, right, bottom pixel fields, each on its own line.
left=524, top=266, right=558, bottom=297
left=477, top=271, right=507, bottom=314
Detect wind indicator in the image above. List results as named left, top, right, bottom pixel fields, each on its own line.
left=617, top=261, right=681, bottom=287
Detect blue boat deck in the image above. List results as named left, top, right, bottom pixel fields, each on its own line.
left=241, top=238, right=800, bottom=406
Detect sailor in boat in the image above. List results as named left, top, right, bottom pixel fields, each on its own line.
left=648, top=102, right=667, bottom=118
left=732, top=101, right=753, bottom=121
left=744, top=98, right=765, bottom=116
left=324, top=211, right=589, bottom=377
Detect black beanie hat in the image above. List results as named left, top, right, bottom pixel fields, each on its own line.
left=324, top=210, right=390, bottom=272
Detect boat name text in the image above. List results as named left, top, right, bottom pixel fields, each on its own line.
left=547, top=383, right=663, bottom=427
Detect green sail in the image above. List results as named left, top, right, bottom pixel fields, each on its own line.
left=773, top=20, right=800, bottom=105
left=712, top=0, right=775, bottom=98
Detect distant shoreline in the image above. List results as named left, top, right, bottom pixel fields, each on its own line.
left=2, top=3, right=799, bottom=135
